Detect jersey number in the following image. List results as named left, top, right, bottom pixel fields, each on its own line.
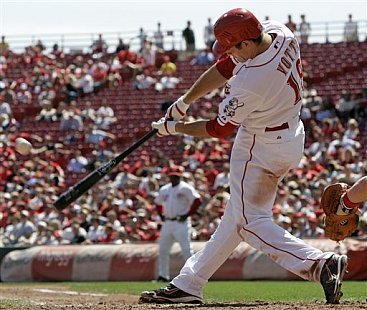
left=287, top=58, right=303, bottom=105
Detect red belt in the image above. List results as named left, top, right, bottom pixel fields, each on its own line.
left=265, top=122, right=289, bottom=132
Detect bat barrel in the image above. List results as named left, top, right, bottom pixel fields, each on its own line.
left=53, top=129, right=158, bottom=211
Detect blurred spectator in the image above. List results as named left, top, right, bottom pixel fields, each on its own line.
left=344, top=14, right=358, bottom=42
left=67, top=150, right=88, bottom=173
left=182, top=21, right=195, bottom=56
left=154, top=22, right=164, bottom=49
left=38, top=86, right=56, bottom=106
left=159, top=55, right=176, bottom=75
left=115, top=38, right=127, bottom=53
left=0, top=112, right=19, bottom=132
left=62, top=221, right=87, bottom=244
left=60, top=111, right=84, bottom=131
left=100, top=223, right=117, bottom=243
left=140, top=39, right=157, bottom=72
left=0, top=36, right=10, bottom=55
left=190, top=47, right=215, bottom=65
left=214, top=162, right=230, bottom=189
left=87, top=216, right=105, bottom=243
left=155, top=64, right=181, bottom=92
left=285, top=15, right=297, bottom=33
left=1, top=83, right=17, bottom=105
left=134, top=68, right=158, bottom=90
left=137, top=27, right=148, bottom=50
left=336, top=90, right=356, bottom=124
left=80, top=100, right=97, bottom=122
left=343, top=118, right=359, bottom=141
left=16, top=83, right=32, bottom=105
left=84, top=124, right=116, bottom=145
left=52, top=43, right=63, bottom=57
left=305, top=88, right=322, bottom=113
left=204, top=18, right=215, bottom=49
left=90, top=34, right=108, bottom=54
left=75, top=68, right=94, bottom=96
left=114, top=227, right=130, bottom=244
left=91, top=62, right=108, bottom=92
left=35, top=99, right=57, bottom=122
left=0, top=97, right=11, bottom=116
left=95, top=101, right=117, bottom=129
left=11, top=210, right=36, bottom=246
left=35, top=39, right=46, bottom=52
left=299, top=14, right=311, bottom=44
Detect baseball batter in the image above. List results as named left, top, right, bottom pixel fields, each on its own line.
left=154, top=165, right=202, bottom=282
left=140, top=8, right=347, bottom=305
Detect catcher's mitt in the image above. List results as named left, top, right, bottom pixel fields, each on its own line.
left=321, top=183, right=359, bottom=242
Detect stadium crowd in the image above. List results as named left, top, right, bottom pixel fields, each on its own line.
left=1, top=23, right=367, bottom=248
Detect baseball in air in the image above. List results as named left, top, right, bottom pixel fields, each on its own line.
left=15, top=137, right=33, bottom=155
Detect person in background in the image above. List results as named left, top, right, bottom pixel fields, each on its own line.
left=299, top=14, right=311, bottom=44
left=343, top=14, right=358, bottom=42
left=90, top=34, right=108, bottom=54
left=204, top=18, right=216, bottom=49
left=0, top=36, right=10, bottom=55
left=182, top=21, right=196, bottom=57
left=154, top=165, right=202, bottom=282
left=154, top=22, right=165, bottom=49
left=285, top=14, right=297, bottom=33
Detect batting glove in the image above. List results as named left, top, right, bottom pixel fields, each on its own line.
left=152, top=117, right=178, bottom=137
left=165, top=96, right=190, bottom=120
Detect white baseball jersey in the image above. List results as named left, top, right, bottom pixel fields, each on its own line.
left=172, top=21, right=334, bottom=298
left=216, top=20, right=303, bottom=132
left=155, top=181, right=200, bottom=219
left=155, top=180, right=200, bottom=280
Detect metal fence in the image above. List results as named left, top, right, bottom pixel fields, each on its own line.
left=2, top=19, right=367, bottom=54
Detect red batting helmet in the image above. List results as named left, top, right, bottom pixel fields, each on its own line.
left=213, top=8, right=263, bottom=55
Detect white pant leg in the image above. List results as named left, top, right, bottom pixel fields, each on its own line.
left=172, top=205, right=242, bottom=298
left=158, top=222, right=175, bottom=279
left=231, top=125, right=332, bottom=282
left=172, top=221, right=193, bottom=261
left=240, top=218, right=333, bottom=281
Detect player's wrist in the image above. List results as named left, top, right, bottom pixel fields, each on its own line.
left=166, top=120, right=178, bottom=135
left=176, top=96, right=190, bottom=113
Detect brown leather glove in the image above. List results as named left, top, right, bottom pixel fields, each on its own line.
left=321, top=183, right=359, bottom=242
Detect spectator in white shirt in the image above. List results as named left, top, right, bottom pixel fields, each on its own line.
left=344, top=14, right=358, bottom=42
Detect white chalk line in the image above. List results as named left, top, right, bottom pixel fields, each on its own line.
left=33, top=288, right=108, bottom=297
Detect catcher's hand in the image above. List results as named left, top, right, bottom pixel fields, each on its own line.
left=321, top=183, right=359, bottom=242
left=165, top=96, right=190, bottom=121
left=151, top=117, right=178, bottom=137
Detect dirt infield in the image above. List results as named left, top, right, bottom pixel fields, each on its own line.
left=0, top=285, right=365, bottom=309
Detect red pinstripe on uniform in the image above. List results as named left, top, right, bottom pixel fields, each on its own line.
left=241, top=134, right=256, bottom=224
left=242, top=227, right=320, bottom=262
left=164, top=121, right=171, bottom=134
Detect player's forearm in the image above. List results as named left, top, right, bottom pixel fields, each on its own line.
left=175, top=120, right=212, bottom=138
left=347, top=176, right=367, bottom=203
left=182, top=65, right=227, bottom=104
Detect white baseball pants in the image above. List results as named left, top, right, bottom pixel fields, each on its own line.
left=158, top=220, right=193, bottom=280
left=172, top=121, right=334, bottom=298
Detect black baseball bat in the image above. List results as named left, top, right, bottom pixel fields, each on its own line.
left=54, top=129, right=158, bottom=211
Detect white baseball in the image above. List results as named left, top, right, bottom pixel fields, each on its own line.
left=15, top=137, right=33, bottom=155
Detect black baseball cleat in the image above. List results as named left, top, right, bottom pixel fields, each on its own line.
left=320, top=254, right=348, bottom=304
left=139, top=283, right=203, bottom=304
